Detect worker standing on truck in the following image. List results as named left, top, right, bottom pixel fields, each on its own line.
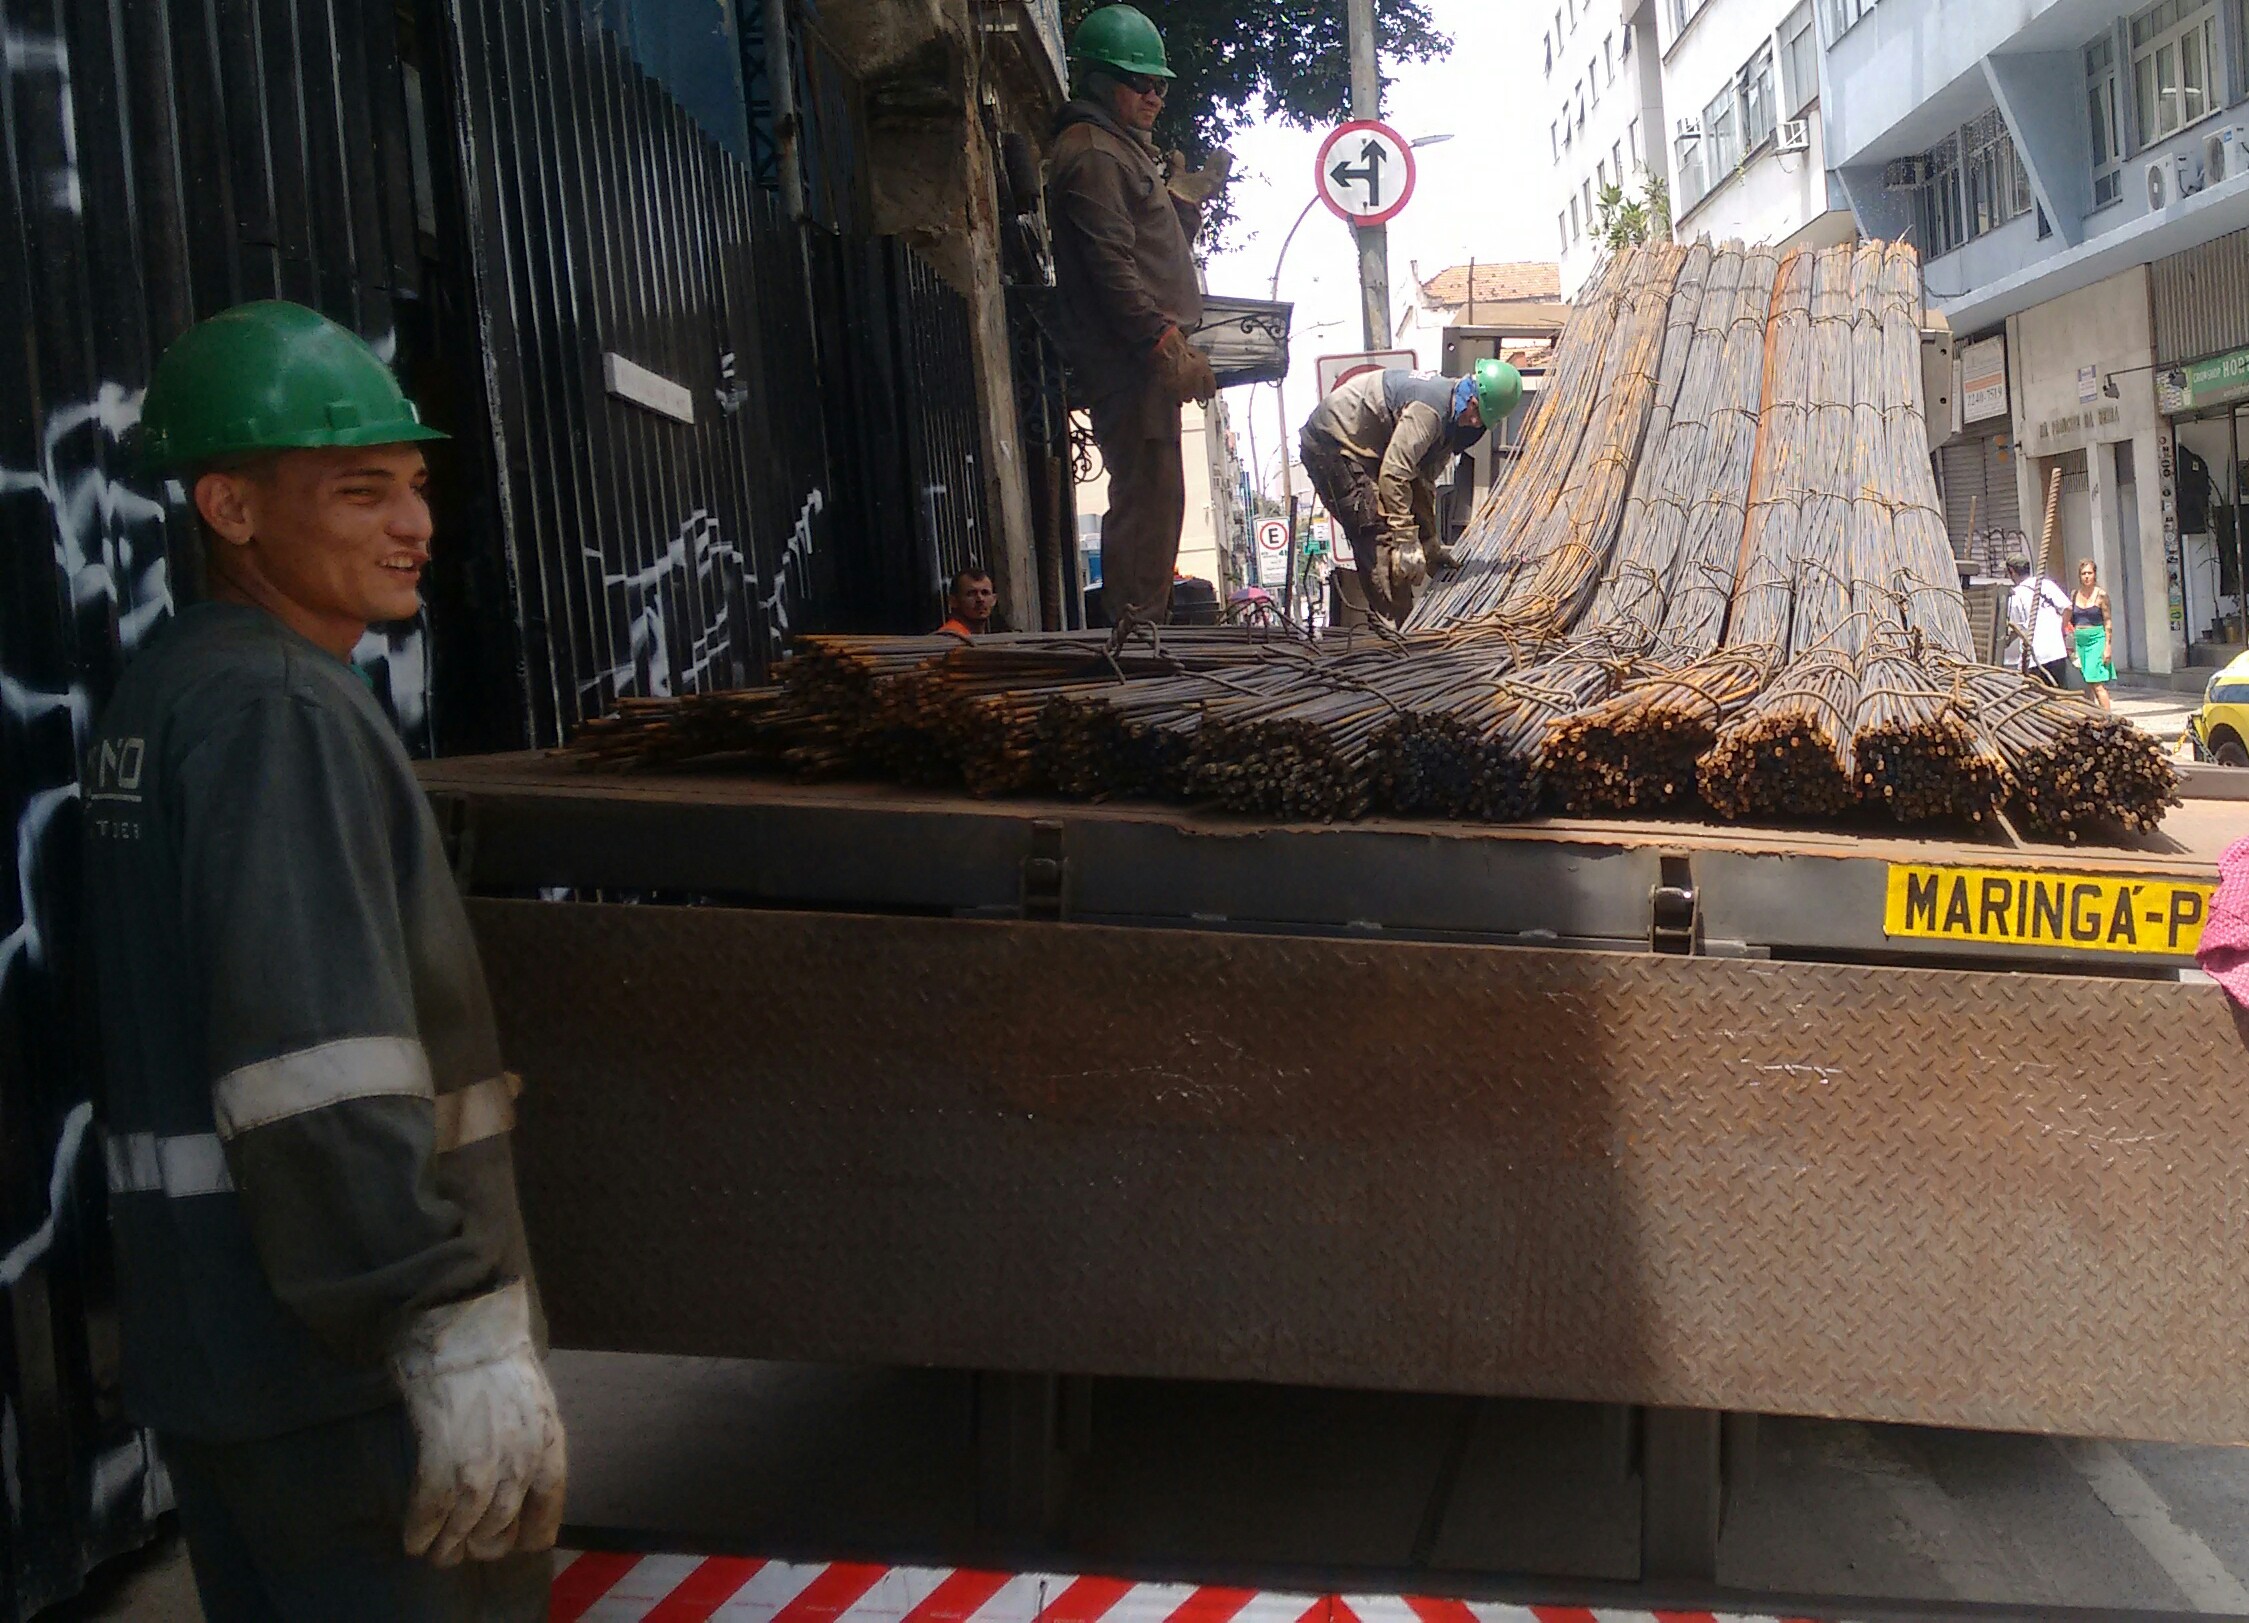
left=1047, top=3, right=1228, bottom=630
left=84, top=301, right=563, bottom=1620
left=1300, top=361, right=1523, bottom=624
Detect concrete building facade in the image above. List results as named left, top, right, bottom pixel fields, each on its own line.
left=1544, top=0, right=1670, bottom=296
left=1822, top=0, right=2249, bottom=672
left=1659, top=0, right=1855, bottom=251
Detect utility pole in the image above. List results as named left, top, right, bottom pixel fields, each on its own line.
left=1346, top=0, right=1390, bottom=348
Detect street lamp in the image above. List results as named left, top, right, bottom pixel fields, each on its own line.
left=1266, top=133, right=1453, bottom=621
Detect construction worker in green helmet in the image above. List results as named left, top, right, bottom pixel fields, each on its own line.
left=1300, top=359, right=1525, bottom=624
left=85, top=300, right=562, bottom=1619
left=1048, top=3, right=1231, bottom=628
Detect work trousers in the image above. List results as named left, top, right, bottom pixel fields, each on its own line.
left=1091, top=378, right=1185, bottom=624
left=1300, top=431, right=1411, bottom=624
left=164, top=1405, right=551, bottom=1622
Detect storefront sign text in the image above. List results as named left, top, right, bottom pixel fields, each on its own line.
left=2172, top=345, right=2249, bottom=411
left=2034, top=404, right=2121, bottom=445
left=1959, top=337, right=2007, bottom=423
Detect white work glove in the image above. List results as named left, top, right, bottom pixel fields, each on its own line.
left=392, top=1281, right=568, bottom=1567
left=1166, top=147, right=1233, bottom=205
left=1385, top=538, right=1430, bottom=593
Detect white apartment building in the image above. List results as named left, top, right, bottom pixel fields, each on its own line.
left=1546, top=0, right=1853, bottom=297
left=1545, top=0, right=1670, bottom=296
left=1659, top=0, right=1856, bottom=250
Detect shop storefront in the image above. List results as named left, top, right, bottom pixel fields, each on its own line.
left=1937, top=333, right=2020, bottom=576
left=2153, top=227, right=2249, bottom=665
left=2158, top=352, right=2249, bottom=659
left=2006, top=266, right=2173, bottom=675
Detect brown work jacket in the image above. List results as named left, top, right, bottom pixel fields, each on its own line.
left=1303, top=369, right=1482, bottom=551
left=1047, top=98, right=1203, bottom=426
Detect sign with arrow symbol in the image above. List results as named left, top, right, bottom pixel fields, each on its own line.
left=1314, top=120, right=1416, bottom=226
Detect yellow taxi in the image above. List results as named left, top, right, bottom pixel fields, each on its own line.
left=2191, top=649, right=2249, bottom=766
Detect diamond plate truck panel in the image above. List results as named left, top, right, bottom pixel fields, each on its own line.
left=473, top=898, right=2249, bottom=1443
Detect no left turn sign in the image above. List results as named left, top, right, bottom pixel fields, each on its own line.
left=1314, top=120, right=1416, bottom=226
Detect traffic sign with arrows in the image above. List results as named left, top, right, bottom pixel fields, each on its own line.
left=1313, top=120, right=1416, bottom=226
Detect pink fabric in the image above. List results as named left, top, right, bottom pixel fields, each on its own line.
left=2200, top=837, right=2249, bottom=1008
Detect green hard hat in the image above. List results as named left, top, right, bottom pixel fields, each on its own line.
left=139, top=300, right=447, bottom=474
left=1473, top=358, right=1524, bottom=427
left=1070, top=4, right=1174, bottom=79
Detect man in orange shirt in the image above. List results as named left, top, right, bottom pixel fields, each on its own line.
left=939, top=569, right=997, bottom=640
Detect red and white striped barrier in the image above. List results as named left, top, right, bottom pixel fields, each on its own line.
left=548, top=1552, right=1836, bottom=1623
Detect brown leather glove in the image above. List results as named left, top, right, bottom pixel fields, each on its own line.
left=1152, top=326, right=1219, bottom=404
left=1166, top=148, right=1233, bottom=206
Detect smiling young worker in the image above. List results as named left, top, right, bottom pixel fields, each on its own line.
left=84, top=302, right=562, bottom=1620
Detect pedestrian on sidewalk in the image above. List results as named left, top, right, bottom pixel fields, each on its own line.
left=2004, top=554, right=2071, bottom=689
left=2199, top=837, right=2249, bottom=1046
left=2071, top=557, right=2116, bottom=713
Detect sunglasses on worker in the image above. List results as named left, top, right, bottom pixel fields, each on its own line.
left=1114, top=71, right=1167, bottom=97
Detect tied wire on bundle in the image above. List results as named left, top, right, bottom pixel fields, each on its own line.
left=1547, top=647, right=1774, bottom=813
left=1934, top=660, right=2180, bottom=840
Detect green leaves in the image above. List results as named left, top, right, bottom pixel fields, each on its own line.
left=1595, top=172, right=1671, bottom=252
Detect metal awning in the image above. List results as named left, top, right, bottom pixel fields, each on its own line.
left=1191, top=295, right=1293, bottom=388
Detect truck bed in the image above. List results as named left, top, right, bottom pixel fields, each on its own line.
left=421, top=752, right=2231, bottom=969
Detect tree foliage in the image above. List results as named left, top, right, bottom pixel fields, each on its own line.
left=1595, top=173, right=1672, bottom=252
left=1059, top=0, right=1451, bottom=240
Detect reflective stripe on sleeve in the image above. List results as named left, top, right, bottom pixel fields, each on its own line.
left=434, top=1073, right=520, bottom=1154
left=105, top=1131, right=235, bottom=1197
left=212, top=1035, right=434, bottom=1139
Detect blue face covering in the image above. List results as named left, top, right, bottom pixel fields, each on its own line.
left=1453, top=376, right=1478, bottom=421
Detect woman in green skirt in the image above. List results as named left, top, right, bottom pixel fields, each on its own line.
left=2070, top=557, right=2115, bottom=712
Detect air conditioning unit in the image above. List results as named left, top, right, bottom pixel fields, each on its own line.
left=1882, top=155, right=1932, bottom=190
left=2150, top=149, right=2206, bottom=208
left=2205, top=123, right=2249, bottom=182
left=1776, top=118, right=1811, bottom=154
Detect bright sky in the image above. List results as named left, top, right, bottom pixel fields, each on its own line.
left=1202, top=0, right=1549, bottom=495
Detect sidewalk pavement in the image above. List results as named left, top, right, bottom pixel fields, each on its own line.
left=2109, top=683, right=2200, bottom=757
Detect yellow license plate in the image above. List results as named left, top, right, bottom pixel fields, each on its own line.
left=1884, top=864, right=2214, bottom=956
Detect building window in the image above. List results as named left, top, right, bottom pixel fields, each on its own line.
left=1560, top=211, right=1571, bottom=253
left=1962, top=109, right=2033, bottom=236
left=1583, top=176, right=1594, bottom=220
left=1571, top=195, right=1582, bottom=238
left=1629, top=118, right=1642, bottom=165
left=1605, top=34, right=1616, bottom=84
left=1673, top=0, right=1710, bottom=37
left=1552, top=121, right=1562, bottom=160
left=1822, top=0, right=1882, bottom=37
left=1561, top=103, right=1573, bottom=146
left=1675, top=121, right=1707, bottom=207
left=1782, top=4, right=1817, bottom=112
left=2087, top=33, right=2123, bottom=205
left=1544, top=31, right=1554, bottom=73
left=1589, top=61, right=1600, bottom=106
left=1598, top=156, right=1610, bottom=194
left=2131, top=0, right=2220, bottom=143
left=1622, top=23, right=1634, bottom=61
left=1914, top=132, right=1964, bottom=256
left=1741, top=42, right=1777, bottom=151
left=1704, top=82, right=1741, bottom=178
left=1613, top=138, right=1625, bottom=179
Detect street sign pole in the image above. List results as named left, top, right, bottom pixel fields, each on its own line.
left=1347, top=0, right=1389, bottom=349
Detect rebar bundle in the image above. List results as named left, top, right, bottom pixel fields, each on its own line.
left=564, top=238, right=2179, bottom=847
